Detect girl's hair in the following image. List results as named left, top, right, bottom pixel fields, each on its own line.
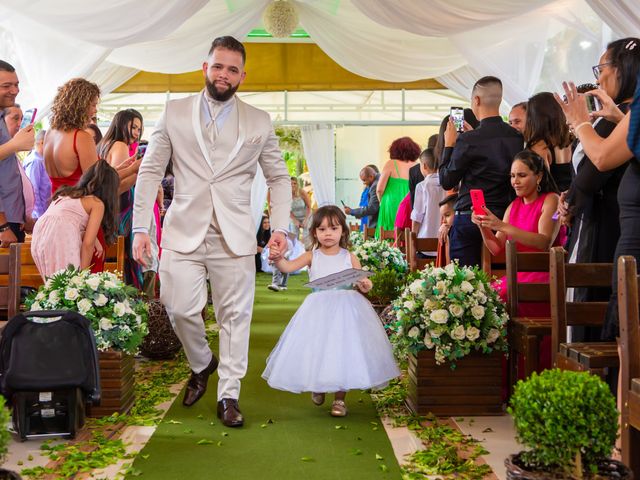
left=605, top=37, right=640, bottom=104
left=50, top=78, right=100, bottom=130
left=512, top=150, right=559, bottom=195
left=52, top=160, right=120, bottom=244
left=309, top=205, right=350, bottom=250
left=86, top=124, right=103, bottom=145
left=524, top=92, right=572, bottom=150
left=388, top=137, right=421, bottom=162
left=98, top=109, right=144, bottom=160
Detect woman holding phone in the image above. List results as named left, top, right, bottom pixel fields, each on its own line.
left=472, top=151, right=565, bottom=314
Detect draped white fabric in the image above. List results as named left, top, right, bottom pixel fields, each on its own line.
left=251, top=164, right=269, bottom=233
left=300, top=125, right=335, bottom=207
left=350, top=0, right=553, bottom=37
left=585, top=0, right=640, bottom=37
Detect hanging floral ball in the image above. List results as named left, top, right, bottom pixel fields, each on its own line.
left=263, top=1, right=299, bottom=38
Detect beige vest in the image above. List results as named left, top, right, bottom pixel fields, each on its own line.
left=201, top=100, right=240, bottom=173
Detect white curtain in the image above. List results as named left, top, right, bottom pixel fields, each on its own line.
left=585, top=0, right=640, bottom=37
left=301, top=125, right=335, bottom=207
left=437, top=66, right=481, bottom=106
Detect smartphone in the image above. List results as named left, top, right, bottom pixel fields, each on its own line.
left=137, top=143, right=148, bottom=159
left=470, top=189, right=486, bottom=216
left=586, top=94, right=602, bottom=113
left=450, top=106, right=464, bottom=133
left=340, top=200, right=346, bottom=207
left=20, top=108, right=37, bottom=129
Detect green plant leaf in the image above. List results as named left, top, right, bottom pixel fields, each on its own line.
left=196, top=439, right=214, bottom=445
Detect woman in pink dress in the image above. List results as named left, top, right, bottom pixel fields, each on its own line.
left=31, top=161, right=120, bottom=279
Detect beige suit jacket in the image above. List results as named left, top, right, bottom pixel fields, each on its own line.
left=132, top=91, right=291, bottom=256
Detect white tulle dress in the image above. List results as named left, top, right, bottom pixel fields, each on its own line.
left=262, top=248, right=400, bottom=393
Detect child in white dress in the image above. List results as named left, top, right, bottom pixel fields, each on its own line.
left=263, top=206, right=400, bottom=417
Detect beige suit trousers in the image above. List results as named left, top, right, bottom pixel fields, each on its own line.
left=159, top=218, right=255, bottom=401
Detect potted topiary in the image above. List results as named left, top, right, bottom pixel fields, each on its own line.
left=507, top=369, right=632, bottom=479
left=0, top=396, right=21, bottom=479
left=25, top=266, right=149, bottom=417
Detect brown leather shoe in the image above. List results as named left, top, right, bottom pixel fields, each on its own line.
left=217, top=398, right=244, bottom=427
left=182, top=355, right=218, bottom=407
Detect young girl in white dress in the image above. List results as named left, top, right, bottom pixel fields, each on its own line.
left=263, top=206, right=400, bottom=417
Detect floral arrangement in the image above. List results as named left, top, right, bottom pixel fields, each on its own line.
left=390, top=261, right=508, bottom=365
left=349, top=230, right=364, bottom=247
left=352, top=239, right=407, bottom=274
left=25, top=267, right=149, bottom=355
left=263, top=0, right=299, bottom=38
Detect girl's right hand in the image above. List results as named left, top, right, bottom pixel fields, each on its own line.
left=93, top=238, right=104, bottom=259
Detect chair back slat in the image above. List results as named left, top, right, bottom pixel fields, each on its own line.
left=506, top=240, right=551, bottom=316
left=0, top=245, right=21, bottom=321
left=407, top=231, right=438, bottom=272
left=517, top=283, right=550, bottom=303
left=565, top=263, right=614, bottom=287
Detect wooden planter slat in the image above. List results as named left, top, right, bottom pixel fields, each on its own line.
left=87, top=350, right=135, bottom=417
left=406, top=350, right=504, bottom=416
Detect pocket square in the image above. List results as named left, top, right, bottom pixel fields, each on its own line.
left=245, top=135, right=262, bottom=145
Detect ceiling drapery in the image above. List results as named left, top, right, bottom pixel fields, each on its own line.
left=0, top=0, right=634, bottom=113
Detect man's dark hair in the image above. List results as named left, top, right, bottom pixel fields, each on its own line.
left=473, top=76, right=502, bottom=91
left=0, top=60, right=16, bottom=73
left=208, top=36, right=246, bottom=64
left=419, top=148, right=437, bottom=171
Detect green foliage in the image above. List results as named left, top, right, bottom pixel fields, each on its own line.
left=0, top=396, right=11, bottom=464
left=368, top=268, right=406, bottom=305
left=275, top=127, right=306, bottom=176
left=508, top=369, right=618, bottom=476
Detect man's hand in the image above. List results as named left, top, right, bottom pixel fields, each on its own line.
left=444, top=118, right=458, bottom=147
left=132, top=232, right=152, bottom=268
left=11, top=125, right=35, bottom=153
left=344, top=206, right=352, bottom=215
left=0, top=228, right=17, bottom=248
left=267, top=231, right=287, bottom=260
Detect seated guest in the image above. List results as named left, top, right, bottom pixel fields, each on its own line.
left=436, top=192, right=457, bottom=267
left=472, top=150, right=566, bottom=315
left=376, top=137, right=420, bottom=238
left=525, top=92, right=573, bottom=191
left=411, top=148, right=446, bottom=257
left=440, top=76, right=523, bottom=267
left=344, top=166, right=380, bottom=230
left=508, top=102, right=527, bottom=134
left=24, top=129, right=51, bottom=219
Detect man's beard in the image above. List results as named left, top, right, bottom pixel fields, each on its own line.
left=205, top=76, right=239, bottom=102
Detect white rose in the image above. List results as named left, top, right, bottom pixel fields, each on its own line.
left=382, top=251, right=390, bottom=257
left=94, top=294, right=108, bottom=307
left=48, top=290, right=60, bottom=305
left=449, top=304, right=464, bottom=318
left=30, top=301, right=42, bottom=311
left=71, top=276, right=84, bottom=287
left=425, top=299, right=437, bottom=309
left=114, top=302, right=126, bottom=317
left=430, top=309, right=449, bottom=324
left=35, top=291, right=45, bottom=301
left=475, top=292, right=487, bottom=304
left=362, top=266, right=369, bottom=271
left=487, top=328, right=500, bottom=344
left=135, top=315, right=142, bottom=325
left=361, top=253, right=369, bottom=260
left=444, top=263, right=456, bottom=277
left=465, top=270, right=476, bottom=281
left=64, top=288, right=79, bottom=301
left=409, top=280, right=423, bottom=295
left=471, top=305, right=485, bottom=320
left=99, top=317, right=113, bottom=330
left=77, top=298, right=92, bottom=315
left=86, top=276, right=101, bottom=291
left=451, top=325, right=466, bottom=340
left=466, top=326, right=480, bottom=341
left=104, top=280, right=117, bottom=289
left=429, top=329, right=442, bottom=338
left=407, top=326, right=420, bottom=338
left=477, top=282, right=485, bottom=292
left=423, top=334, right=434, bottom=348
left=403, top=300, right=416, bottom=311
left=432, top=267, right=445, bottom=277
left=435, top=281, right=447, bottom=295
left=460, top=281, right=474, bottom=294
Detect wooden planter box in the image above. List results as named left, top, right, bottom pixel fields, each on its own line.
left=87, top=350, right=135, bottom=418
left=407, top=349, right=504, bottom=416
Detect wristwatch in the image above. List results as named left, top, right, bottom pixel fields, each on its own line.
left=0, top=223, right=11, bottom=233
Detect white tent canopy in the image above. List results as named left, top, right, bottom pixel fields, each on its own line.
left=1, top=0, right=638, bottom=113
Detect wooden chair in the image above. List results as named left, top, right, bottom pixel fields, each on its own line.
left=0, top=246, right=20, bottom=323
left=406, top=230, right=438, bottom=272
left=379, top=229, right=395, bottom=242
left=549, top=246, right=617, bottom=378
left=505, top=240, right=552, bottom=391
left=618, top=255, right=640, bottom=474
left=481, top=244, right=506, bottom=279
left=12, top=243, right=44, bottom=290
left=104, top=235, right=125, bottom=279
left=363, top=227, right=376, bottom=240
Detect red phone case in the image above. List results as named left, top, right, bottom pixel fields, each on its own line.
left=470, top=189, right=486, bottom=216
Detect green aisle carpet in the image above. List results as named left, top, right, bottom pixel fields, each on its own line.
left=126, top=272, right=401, bottom=479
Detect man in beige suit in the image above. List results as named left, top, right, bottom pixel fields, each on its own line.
left=132, top=36, right=291, bottom=428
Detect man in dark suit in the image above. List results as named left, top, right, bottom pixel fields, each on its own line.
left=439, top=76, right=523, bottom=267
left=345, top=166, right=380, bottom=229
left=409, top=134, right=438, bottom=208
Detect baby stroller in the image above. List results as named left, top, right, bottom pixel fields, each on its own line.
left=0, top=310, right=101, bottom=440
